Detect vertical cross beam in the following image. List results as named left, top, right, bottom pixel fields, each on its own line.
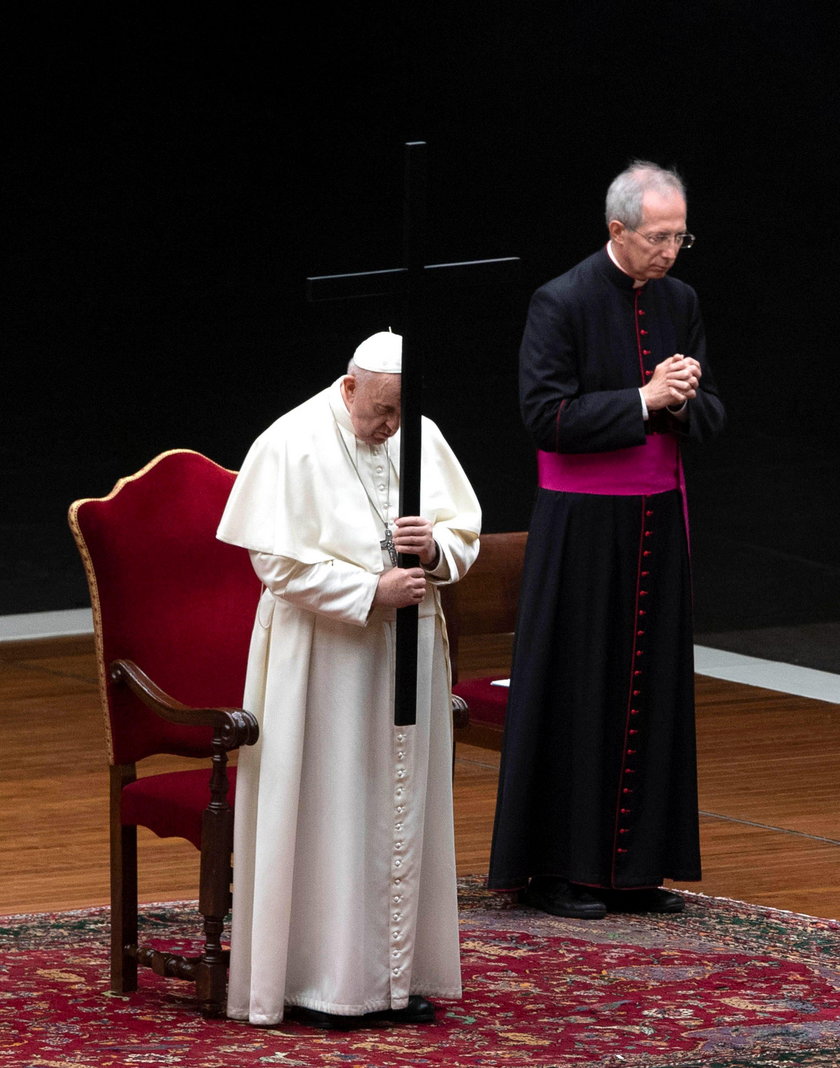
left=393, top=142, right=426, bottom=725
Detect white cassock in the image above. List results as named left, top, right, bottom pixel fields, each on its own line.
left=216, top=378, right=481, bottom=1025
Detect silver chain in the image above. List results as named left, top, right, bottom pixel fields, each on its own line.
left=337, top=429, right=398, bottom=566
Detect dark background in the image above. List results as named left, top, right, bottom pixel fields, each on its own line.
left=5, top=4, right=839, bottom=670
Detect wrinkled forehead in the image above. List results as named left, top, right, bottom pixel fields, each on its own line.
left=641, top=189, right=687, bottom=227
left=355, top=371, right=402, bottom=405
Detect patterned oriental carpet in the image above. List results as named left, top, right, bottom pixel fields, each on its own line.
left=2, top=877, right=840, bottom=1068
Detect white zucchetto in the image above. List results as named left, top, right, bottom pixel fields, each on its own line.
left=352, top=330, right=402, bottom=373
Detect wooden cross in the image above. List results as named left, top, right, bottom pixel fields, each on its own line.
left=307, top=141, right=519, bottom=725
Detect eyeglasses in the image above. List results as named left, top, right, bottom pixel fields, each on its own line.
left=628, top=229, right=695, bottom=249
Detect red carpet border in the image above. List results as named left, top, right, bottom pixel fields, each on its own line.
left=1, top=876, right=840, bottom=1067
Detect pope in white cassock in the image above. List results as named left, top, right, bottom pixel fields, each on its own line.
left=216, top=330, right=482, bottom=1030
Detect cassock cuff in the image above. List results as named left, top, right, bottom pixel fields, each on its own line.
left=423, top=541, right=451, bottom=581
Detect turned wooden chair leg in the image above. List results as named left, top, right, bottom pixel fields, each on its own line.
left=110, top=765, right=138, bottom=994
left=195, top=747, right=235, bottom=1017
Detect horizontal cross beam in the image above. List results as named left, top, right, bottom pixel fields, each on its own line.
left=306, top=257, right=520, bottom=302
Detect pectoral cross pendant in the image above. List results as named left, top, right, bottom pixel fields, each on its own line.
left=381, top=525, right=398, bottom=567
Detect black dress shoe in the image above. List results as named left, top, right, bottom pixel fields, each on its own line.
left=366, top=995, right=436, bottom=1024
left=594, top=887, right=685, bottom=914
left=289, top=1005, right=360, bottom=1030
left=290, top=995, right=436, bottom=1030
left=521, top=877, right=607, bottom=919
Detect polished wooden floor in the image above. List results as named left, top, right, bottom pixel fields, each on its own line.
left=1, top=635, right=839, bottom=919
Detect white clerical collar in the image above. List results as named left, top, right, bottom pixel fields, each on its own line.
left=606, top=240, right=646, bottom=288
left=330, top=377, right=356, bottom=436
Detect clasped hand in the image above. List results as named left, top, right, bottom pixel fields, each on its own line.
left=373, top=516, right=437, bottom=609
left=642, top=354, right=702, bottom=411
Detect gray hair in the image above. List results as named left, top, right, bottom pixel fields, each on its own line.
left=345, top=359, right=383, bottom=388
left=346, top=358, right=370, bottom=379
left=605, top=160, right=686, bottom=229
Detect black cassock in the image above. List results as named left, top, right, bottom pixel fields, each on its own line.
left=488, top=247, right=726, bottom=891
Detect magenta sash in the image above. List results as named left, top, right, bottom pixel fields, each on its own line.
left=537, top=434, right=683, bottom=496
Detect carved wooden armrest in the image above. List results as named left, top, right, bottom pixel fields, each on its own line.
left=110, top=658, right=259, bottom=749
left=451, top=692, right=469, bottom=730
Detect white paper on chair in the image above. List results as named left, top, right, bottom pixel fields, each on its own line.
left=491, top=679, right=510, bottom=687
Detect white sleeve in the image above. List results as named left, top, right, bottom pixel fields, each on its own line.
left=250, top=551, right=380, bottom=628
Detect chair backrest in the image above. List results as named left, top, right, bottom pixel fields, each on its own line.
left=440, top=530, right=528, bottom=683
left=68, top=450, right=261, bottom=767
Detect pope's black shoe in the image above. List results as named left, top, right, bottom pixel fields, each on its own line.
left=289, top=1006, right=360, bottom=1030
left=593, top=887, right=685, bottom=914
left=521, top=877, right=607, bottom=919
left=290, top=995, right=436, bottom=1030
left=366, top=995, right=436, bottom=1024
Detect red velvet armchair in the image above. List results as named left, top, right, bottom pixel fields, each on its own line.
left=67, top=449, right=261, bottom=1017
left=442, top=531, right=528, bottom=752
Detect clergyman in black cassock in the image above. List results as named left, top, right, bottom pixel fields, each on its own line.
left=488, top=160, right=726, bottom=918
